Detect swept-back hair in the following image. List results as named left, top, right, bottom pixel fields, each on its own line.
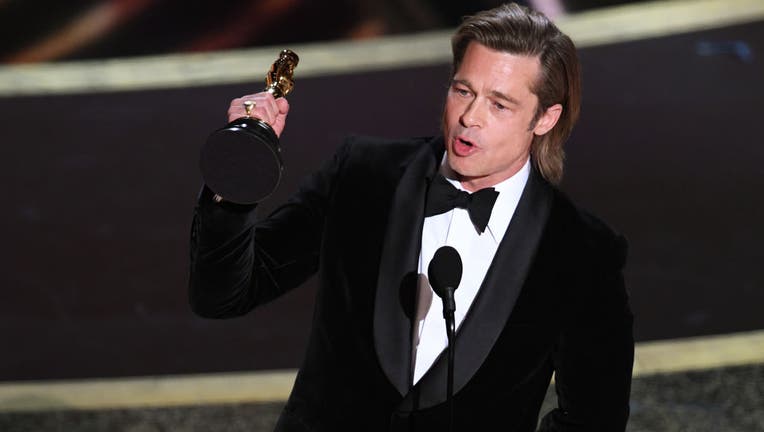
left=451, top=2, right=581, bottom=184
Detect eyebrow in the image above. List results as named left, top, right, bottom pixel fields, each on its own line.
left=451, top=78, right=522, bottom=107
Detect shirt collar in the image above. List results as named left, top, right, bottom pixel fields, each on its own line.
left=442, top=157, right=531, bottom=244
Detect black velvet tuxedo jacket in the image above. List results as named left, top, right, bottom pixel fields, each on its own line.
left=190, top=135, right=634, bottom=431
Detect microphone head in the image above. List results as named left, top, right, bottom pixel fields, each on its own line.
left=427, top=246, right=463, bottom=299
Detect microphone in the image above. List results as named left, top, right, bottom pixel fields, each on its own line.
left=428, top=245, right=463, bottom=321
left=427, top=245, right=462, bottom=432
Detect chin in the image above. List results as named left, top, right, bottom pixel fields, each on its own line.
left=445, top=159, right=473, bottom=180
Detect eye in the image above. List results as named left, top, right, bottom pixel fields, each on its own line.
left=493, top=101, right=507, bottom=111
left=451, top=85, right=471, bottom=97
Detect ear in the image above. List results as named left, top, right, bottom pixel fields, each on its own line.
left=533, top=103, right=563, bottom=136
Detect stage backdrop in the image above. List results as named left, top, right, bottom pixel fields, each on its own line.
left=0, top=19, right=762, bottom=381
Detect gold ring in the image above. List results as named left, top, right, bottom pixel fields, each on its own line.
left=243, top=100, right=255, bottom=117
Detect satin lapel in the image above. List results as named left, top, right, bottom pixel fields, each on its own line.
left=401, top=165, right=554, bottom=410
left=374, top=137, right=442, bottom=396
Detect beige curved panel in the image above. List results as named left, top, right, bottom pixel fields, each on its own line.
left=0, top=0, right=762, bottom=96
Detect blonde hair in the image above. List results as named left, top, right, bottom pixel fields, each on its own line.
left=451, top=2, right=581, bottom=184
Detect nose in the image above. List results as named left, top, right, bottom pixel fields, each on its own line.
left=459, top=99, right=482, bottom=128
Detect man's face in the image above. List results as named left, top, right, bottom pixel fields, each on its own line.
left=442, top=42, right=560, bottom=191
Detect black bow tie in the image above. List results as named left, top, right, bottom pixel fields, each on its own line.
left=424, top=174, right=499, bottom=234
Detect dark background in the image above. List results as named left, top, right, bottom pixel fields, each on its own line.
left=0, top=0, right=636, bottom=63
left=0, top=3, right=762, bottom=382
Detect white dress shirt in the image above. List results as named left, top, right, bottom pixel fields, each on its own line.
left=412, top=157, right=530, bottom=384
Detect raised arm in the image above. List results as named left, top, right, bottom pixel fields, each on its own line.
left=189, top=92, right=341, bottom=319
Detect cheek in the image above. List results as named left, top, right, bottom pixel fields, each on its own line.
left=443, top=100, right=456, bottom=120
left=442, top=109, right=457, bottom=134
left=488, top=129, right=531, bottom=158
left=443, top=96, right=466, bottom=123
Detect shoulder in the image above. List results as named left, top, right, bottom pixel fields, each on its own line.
left=330, top=134, right=440, bottom=180
left=543, top=189, right=632, bottom=316
left=548, top=189, right=628, bottom=270
left=339, top=134, right=436, bottom=163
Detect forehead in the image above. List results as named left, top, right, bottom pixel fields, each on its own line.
left=455, top=42, right=541, bottom=96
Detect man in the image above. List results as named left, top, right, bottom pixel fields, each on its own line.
left=190, top=2, right=634, bottom=431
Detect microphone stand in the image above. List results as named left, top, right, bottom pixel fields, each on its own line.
left=427, top=245, right=462, bottom=432
left=443, top=286, right=456, bottom=432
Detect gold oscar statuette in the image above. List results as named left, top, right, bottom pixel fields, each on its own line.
left=200, top=49, right=299, bottom=205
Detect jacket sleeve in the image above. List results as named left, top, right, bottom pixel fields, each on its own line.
left=188, top=142, right=350, bottom=319
left=537, top=234, right=634, bottom=432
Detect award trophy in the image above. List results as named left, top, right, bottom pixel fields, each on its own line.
left=200, top=49, right=299, bottom=204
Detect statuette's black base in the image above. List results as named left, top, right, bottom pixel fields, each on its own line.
left=200, top=117, right=283, bottom=205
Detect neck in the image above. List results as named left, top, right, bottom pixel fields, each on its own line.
left=442, top=158, right=530, bottom=192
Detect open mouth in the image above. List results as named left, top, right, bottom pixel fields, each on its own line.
left=453, top=135, right=477, bottom=156
left=458, top=137, right=474, bottom=147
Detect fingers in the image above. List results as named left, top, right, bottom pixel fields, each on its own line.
left=228, top=93, right=270, bottom=123
left=270, top=98, right=290, bottom=138
left=227, top=93, right=275, bottom=123
left=226, top=92, right=290, bottom=137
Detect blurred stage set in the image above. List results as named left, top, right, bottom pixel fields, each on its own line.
left=0, top=0, right=762, bottom=430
